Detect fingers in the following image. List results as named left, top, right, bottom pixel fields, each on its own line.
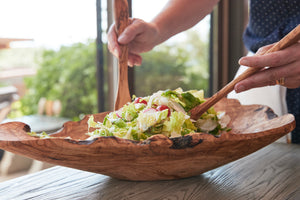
left=235, top=42, right=300, bottom=92
left=107, top=21, right=143, bottom=67
left=128, top=54, right=142, bottom=67
left=118, top=18, right=146, bottom=45
left=108, top=18, right=157, bottom=66
left=234, top=67, right=283, bottom=92
left=107, top=20, right=145, bottom=56
left=107, top=23, right=120, bottom=58
left=235, top=59, right=300, bottom=92
left=239, top=42, right=300, bottom=68
left=255, top=43, right=275, bottom=55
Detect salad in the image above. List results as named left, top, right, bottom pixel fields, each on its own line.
left=87, top=88, right=230, bottom=141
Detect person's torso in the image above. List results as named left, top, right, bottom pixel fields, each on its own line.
left=243, top=0, right=300, bottom=52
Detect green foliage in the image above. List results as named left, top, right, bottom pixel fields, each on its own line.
left=135, top=30, right=209, bottom=97
left=134, top=45, right=188, bottom=96
left=19, top=30, right=209, bottom=120
left=178, top=30, right=209, bottom=92
left=20, top=41, right=98, bottom=120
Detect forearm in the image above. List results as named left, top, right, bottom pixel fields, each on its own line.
left=151, top=0, right=219, bottom=44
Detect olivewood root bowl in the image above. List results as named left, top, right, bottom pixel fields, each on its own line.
left=0, top=98, right=295, bottom=181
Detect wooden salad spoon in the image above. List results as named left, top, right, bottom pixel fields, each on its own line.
left=113, top=0, right=131, bottom=110
left=190, top=24, right=300, bottom=120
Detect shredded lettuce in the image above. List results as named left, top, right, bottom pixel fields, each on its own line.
left=162, top=111, right=187, bottom=137
left=137, top=109, right=168, bottom=132
left=28, top=131, right=51, bottom=139
left=84, top=88, right=230, bottom=141
left=28, top=88, right=230, bottom=141
left=161, top=90, right=203, bottom=112
left=122, top=103, right=139, bottom=121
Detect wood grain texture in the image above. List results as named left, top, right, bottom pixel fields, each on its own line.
left=0, top=98, right=295, bottom=181
left=0, top=143, right=299, bottom=200
left=113, top=0, right=131, bottom=110
left=190, top=24, right=300, bottom=119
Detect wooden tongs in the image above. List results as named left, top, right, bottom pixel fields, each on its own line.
left=190, top=24, right=300, bottom=120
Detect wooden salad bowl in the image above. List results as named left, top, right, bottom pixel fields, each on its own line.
left=0, top=98, right=295, bottom=181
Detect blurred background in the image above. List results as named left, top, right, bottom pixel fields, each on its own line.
left=0, top=0, right=210, bottom=122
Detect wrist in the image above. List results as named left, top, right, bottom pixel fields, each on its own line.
left=148, top=21, right=167, bottom=47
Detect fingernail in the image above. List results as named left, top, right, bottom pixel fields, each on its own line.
left=235, top=85, right=246, bottom=93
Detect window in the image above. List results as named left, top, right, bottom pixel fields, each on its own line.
left=104, top=0, right=248, bottom=109
left=0, top=0, right=98, bottom=120
left=131, top=0, right=211, bottom=98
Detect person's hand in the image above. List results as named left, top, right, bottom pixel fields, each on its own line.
left=235, top=41, right=300, bottom=93
left=107, top=18, right=161, bottom=67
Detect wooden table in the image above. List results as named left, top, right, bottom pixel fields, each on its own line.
left=0, top=143, right=299, bottom=200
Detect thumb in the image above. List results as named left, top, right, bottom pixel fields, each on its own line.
left=118, top=19, right=145, bottom=44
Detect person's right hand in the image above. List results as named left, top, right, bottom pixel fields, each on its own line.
left=107, top=18, right=161, bottom=67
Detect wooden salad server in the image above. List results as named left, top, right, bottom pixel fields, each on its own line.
left=113, top=0, right=131, bottom=110
left=190, top=24, right=300, bottom=120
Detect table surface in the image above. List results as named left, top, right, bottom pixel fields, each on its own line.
left=0, top=143, right=299, bottom=200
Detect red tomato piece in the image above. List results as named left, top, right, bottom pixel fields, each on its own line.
left=156, top=105, right=171, bottom=117
left=152, top=104, right=158, bottom=108
left=134, top=97, right=147, bottom=105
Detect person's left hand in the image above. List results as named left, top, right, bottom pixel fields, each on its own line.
left=235, top=41, right=300, bottom=93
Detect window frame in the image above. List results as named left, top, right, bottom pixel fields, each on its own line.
left=209, top=0, right=248, bottom=95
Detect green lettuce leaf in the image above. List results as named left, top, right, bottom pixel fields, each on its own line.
left=163, top=111, right=186, bottom=137
left=137, top=109, right=168, bottom=132
left=122, top=103, right=138, bottom=121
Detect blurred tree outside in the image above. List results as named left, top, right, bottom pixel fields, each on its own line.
left=19, top=40, right=99, bottom=121
left=13, top=29, right=208, bottom=121
left=135, top=29, right=209, bottom=97
left=135, top=45, right=188, bottom=96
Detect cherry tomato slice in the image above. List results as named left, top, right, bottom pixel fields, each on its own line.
left=134, top=97, right=147, bottom=105
left=156, top=105, right=171, bottom=117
